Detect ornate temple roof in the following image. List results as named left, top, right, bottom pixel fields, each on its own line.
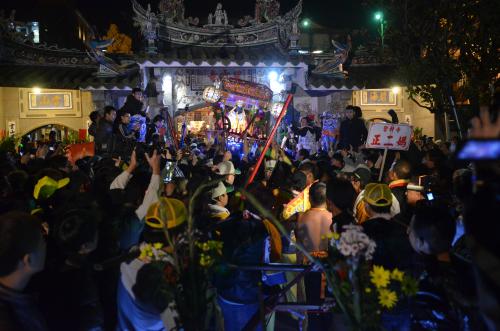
left=136, top=43, right=305, bottom=67
left=132, top=0, right=304, bottom=65
left=0, top=35, right=95, bottom=68
left=0, top=1, right=398, bottom=92
left=0, top=64, right=139, bottom=90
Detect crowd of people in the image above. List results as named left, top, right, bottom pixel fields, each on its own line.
left=0, top=95, right=498, bottom=330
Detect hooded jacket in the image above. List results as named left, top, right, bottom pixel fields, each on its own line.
left=120, top=95, right=145, bottom=117
left=0, top=283, right=47, bottom=331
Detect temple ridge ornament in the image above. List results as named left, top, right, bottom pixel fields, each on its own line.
left=255, top=0, right=280, bottom=23
left=205, top=3, right=231, bottom=28
left=133, top=2, right=159, bottom=54
left=157, top=0, right=186, bottom=25
left=311, top=35, right=352, bottom=77
left=276, top=0, right=302, bottom=49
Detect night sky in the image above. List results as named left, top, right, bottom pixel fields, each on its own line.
left=3, top=0, right=371, bottom=35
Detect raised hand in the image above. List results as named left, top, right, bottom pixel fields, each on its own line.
left=145, top=149, right=161, bottom=175
left=113, top=156, right=122, bottom=168
left=470, top=106, right=500, bottom=138
left=127, top=149, right=137, bottom=173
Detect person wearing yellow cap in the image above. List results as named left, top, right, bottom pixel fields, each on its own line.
left=361, top=183, right=414, bottom=330
left=361, top=183, right=414, bottom=270
left=33, top=176, right=70, bottom=200
left=145, top=198, right=187, bottom=231
left=117, top=197, right=186, bottom=331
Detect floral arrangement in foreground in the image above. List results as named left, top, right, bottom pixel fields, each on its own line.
left=322, top=224, right=419, bottom=330
left=136, top=187, right=224, bottom=331
left=137, top=237, right=224, bottom=330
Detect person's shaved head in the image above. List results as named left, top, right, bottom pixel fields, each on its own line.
left=391, top=160, right=412, bottom=180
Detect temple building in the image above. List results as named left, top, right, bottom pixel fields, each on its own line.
left=0, top=0, right=435, bottom=140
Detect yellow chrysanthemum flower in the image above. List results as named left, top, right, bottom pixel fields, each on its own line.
left=325, top=232, right=340, bottom=240
left=391, top=268, right=404, bottom=282
left=365, top=287, right=372, bottom=293
left=370, top=265, right=391, bottom=288
left=153, top=243, right=163, bottom=250
left=378, top=289, right=398, bottom=309
left=199, top=253, right=213, bottom=267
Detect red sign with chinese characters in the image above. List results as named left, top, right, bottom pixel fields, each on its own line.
left=366, top=123, right=413, bottom=151
left=221, top=78, right=273, bottom=102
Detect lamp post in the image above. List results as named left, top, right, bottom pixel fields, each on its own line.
left=301, top=18, right=312, bottom=53
left=374, top=11, right=386, bottom=49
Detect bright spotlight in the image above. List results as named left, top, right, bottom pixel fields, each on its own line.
left=33, top=87, right=42, bottom=94
left=391, top=86, right=401, bottom=94
left=162, top=74, right=172, bottom=106
left=268, top=71, right=278, bottom=81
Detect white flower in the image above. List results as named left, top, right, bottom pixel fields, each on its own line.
left=333, top=225, right=377, bottom=259
left=337, top=241, right=353, bottom=256
left=351, top=243, right=360, bottom=256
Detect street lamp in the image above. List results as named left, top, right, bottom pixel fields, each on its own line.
left=301, top=19, right=310, bottom=28
left=374, top=11, right=386, bottom=49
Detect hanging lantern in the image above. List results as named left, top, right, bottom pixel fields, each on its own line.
left=270, top=102, right=284, bottom=118
left=202, top=86, right=221, bottom=103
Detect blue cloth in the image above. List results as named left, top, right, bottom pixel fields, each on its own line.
left=217, top=296, right=262, bottom=331
left=381, top=310, right=411, bottom=331
left=452, top=220, right=465, bottom=246
left=116, top=278, right=165, bottom=331
left=119, top=216, right=144, bottom=252
left=215, top=240, right=263, bottom=304
left=128, top=115, right=147, bottom=143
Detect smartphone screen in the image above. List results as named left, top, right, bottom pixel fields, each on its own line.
left=457, top=140, right=500, bottom=161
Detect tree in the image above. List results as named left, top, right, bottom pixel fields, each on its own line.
left=374, top=0, right=499, bottom=136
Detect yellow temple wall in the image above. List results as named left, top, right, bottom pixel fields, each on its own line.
left=0, top=87, right=95, bottom=138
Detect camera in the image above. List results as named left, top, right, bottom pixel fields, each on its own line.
left=413, top=175, right=436, bottom=201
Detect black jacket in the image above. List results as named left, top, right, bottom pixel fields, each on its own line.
left=32, top=257, right=104, bottom=331
left=338, top=118, right=368, bottom=151
left=94, top=119, right=114, bottom=155
left=88, top=122, right=97, bottom=137
left=120, top=95, right=145, bottom=117
left=362, top=217, right=415, bottom=271
left=0, top=283, right=47, bottom=331
left=332, top=211, right=356, bottom=233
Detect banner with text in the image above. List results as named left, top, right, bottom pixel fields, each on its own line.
left=366, top=123, right=412, bottom=151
